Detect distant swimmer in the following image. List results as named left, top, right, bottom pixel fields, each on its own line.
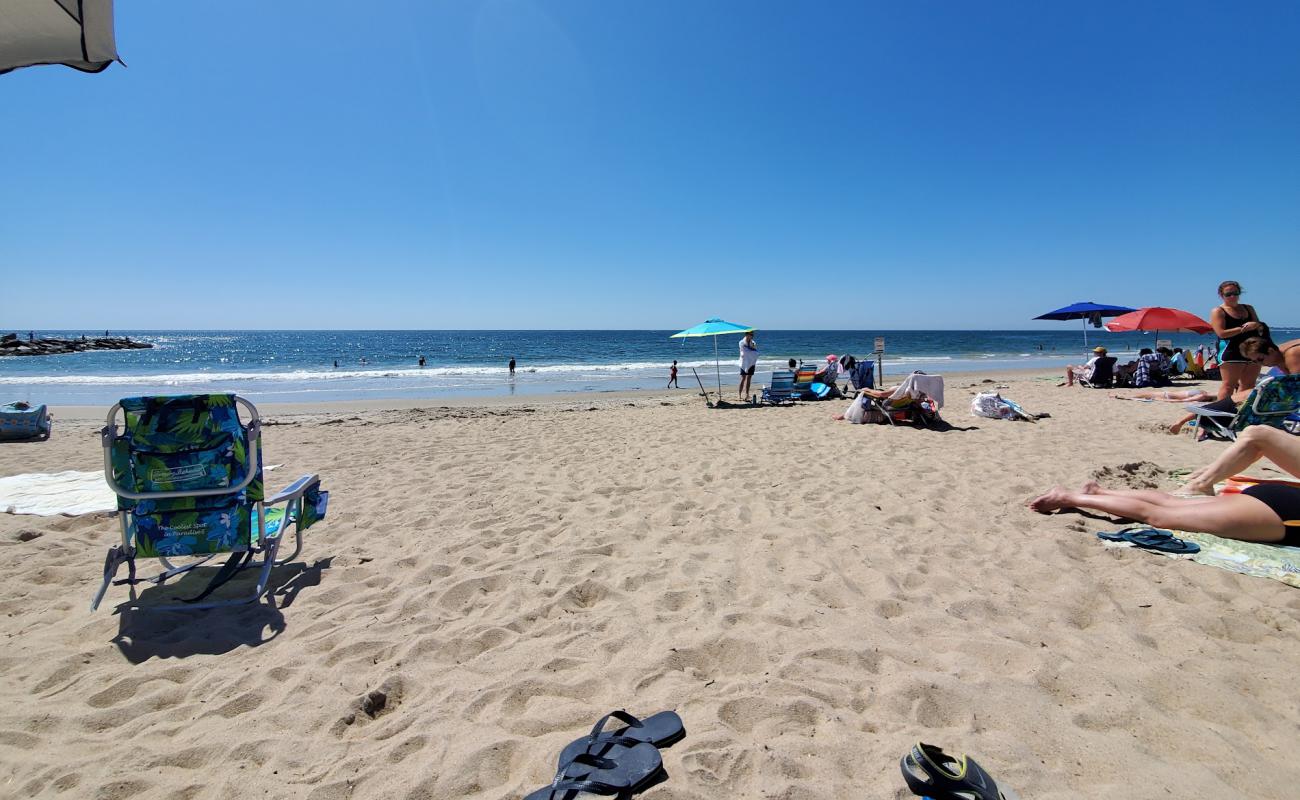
left=361, top=356, right=367, bottom=365
left=418, top=355, right=426, bottom=367
left=333, top=360, right=339, bottom=368
left=508, top=357, right=516, bottom=377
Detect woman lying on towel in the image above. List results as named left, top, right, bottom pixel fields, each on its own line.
left=1029, top=429, right=1300, bottom=546
left=1112, top=388, right=1214, bottom=402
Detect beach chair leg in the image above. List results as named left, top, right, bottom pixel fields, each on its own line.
left=91, top=545, right=132, bottom=611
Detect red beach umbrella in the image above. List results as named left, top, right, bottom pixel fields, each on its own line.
left=1104, top=307, right=1213, bottom=339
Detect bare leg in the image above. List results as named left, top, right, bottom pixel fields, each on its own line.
left=1184, top=426, right=1300, bottom=495
left=1028, top=486, right=1285, bottom=542
left=1083, top=484, right=1220, bottom=507
left=1218, top=362, right=1244, bottom=400
left=1239, top=362, right=1262, bottom=392
left=1169, top=412, right=1195, bottom=435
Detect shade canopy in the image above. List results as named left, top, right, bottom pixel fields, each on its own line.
left=1033, top=301, right=1136, bottom=321
left=670, top=318, right=755, bottom=404
left=0, top=0, right=119, bottom=75
left=1105, top=307, right=1213, bottom=335
left=670, top=318, right=755, bottom=338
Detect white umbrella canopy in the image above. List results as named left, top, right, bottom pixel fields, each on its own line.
left=0, top=0, right=120, bottom=75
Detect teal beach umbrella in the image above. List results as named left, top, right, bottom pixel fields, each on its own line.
left=670, top=318, right=755, bottom=398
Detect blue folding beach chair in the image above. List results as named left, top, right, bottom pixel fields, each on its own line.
left=761, top=370, right=796, bottom=405
left=848, top=360, right=875, bottom=391
left=92, top=393, right=328, bottom=611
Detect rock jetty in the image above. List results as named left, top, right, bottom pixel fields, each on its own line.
left=0, top=332, right=153, bottom=357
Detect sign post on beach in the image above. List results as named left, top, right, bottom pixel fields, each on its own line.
left=874, top=337, right=885, bottom=388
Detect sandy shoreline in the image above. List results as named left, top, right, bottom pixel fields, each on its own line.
left=2, top=370, right=1298, bottom=799
left=41, top=366, right=1064, bottom=422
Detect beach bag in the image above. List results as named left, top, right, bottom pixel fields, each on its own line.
left=843, top=395, right=885, bottom=424
left=0, top=402, right=52, bottom=440
left=970, top=392, right=1024, bottom=420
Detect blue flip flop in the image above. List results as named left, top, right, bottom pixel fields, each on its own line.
left=526, top=743, right=665, bottom=800
left=557, top=710, right=685, bottom=770
left=1097, top=527, right=1200, bottom=554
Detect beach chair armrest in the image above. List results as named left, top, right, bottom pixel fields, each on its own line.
left=266, top=474, right=321, bottom=505
left=1184, top=403, right=1234, bottom=419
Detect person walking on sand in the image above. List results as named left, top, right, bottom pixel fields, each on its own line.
left=668, top=360, right=679, bottom=388
left=738, top=330, right=759, bottom=400
left=1210, top=280, right=1263, bottom=400
left=508, top=357, right=516, bottom=378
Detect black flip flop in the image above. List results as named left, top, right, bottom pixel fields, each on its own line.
left=900, top=742, right=1018, bottom=800
left=1097, top=527, right=1200, bottom=554
left=557, top=710, right=685, bottom=769
left=526, top=743, right=665, bottom=800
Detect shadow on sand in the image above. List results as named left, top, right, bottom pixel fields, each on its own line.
left=110, top=557, right=332, bottom=663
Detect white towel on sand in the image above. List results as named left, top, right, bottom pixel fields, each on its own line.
left=0, top=465, right=280, bottom=516
left=0, top=471, right=114, bottom=516
left=890, top=373, right=945, bottom=409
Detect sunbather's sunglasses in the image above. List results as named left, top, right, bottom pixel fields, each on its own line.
left=1223, top=291, right=1241, bottom=296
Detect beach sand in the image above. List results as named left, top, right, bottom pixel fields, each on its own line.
left=2, top=372, right=1298, bottom=799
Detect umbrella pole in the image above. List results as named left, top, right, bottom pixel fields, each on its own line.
left=1082, top=317, right=1088, bottom=352
left=714, top=335, right=722, bottom=398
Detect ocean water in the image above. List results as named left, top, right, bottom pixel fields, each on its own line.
left=0, top=328, right=1265, bottom=405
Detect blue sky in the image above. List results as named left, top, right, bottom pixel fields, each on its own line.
left=3, top=1, right=1298, bottom=330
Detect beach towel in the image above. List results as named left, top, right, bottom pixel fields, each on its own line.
left=1099, top=526, right=1300, bottom=590
left=890, top=373, right=945, bottom=409
left=0, top=464, right=281, bottom=516
left=0, top=471, right=114, bottom=516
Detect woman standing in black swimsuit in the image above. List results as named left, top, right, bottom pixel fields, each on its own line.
left=1210, top=280, right=1263, bottom=401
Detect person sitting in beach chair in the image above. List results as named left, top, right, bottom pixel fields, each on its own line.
left=790, top=362, right=836, bottom=400
left=92, top=393, right=329, bottom=611
left=835, top=372, right=944, bottom=427
left=1132, top=348, right=1170, bottom=388
left=1180, top=374, right=1300, bottom=442
left=1065, top=347, right=1115, bottom=388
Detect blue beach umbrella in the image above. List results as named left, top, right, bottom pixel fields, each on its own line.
left=670, top=318, right=755, bottom=398
left=1033, top=301, right=1137, bottom=351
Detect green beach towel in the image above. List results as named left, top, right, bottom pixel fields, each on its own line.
left=1175, top=530, right=1300, bottom=589
left=1103, top=528, right=1300, bottom=589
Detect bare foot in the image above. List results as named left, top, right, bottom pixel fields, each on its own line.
left=1181, top=480, right=1216, bottom=497
left=1029, top=487, right=1074, bottom=513
left=1168, top=422, right=1184, bottom=435
left=1080, top=480, right=1103, bottom=495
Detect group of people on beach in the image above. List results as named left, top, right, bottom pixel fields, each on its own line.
left=1037, top=279, right=1300, bottom=548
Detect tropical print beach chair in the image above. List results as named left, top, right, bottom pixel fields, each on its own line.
left=1185, top=375, right=1300, bottom=442
left=92, top=394, right=328, bottom=611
